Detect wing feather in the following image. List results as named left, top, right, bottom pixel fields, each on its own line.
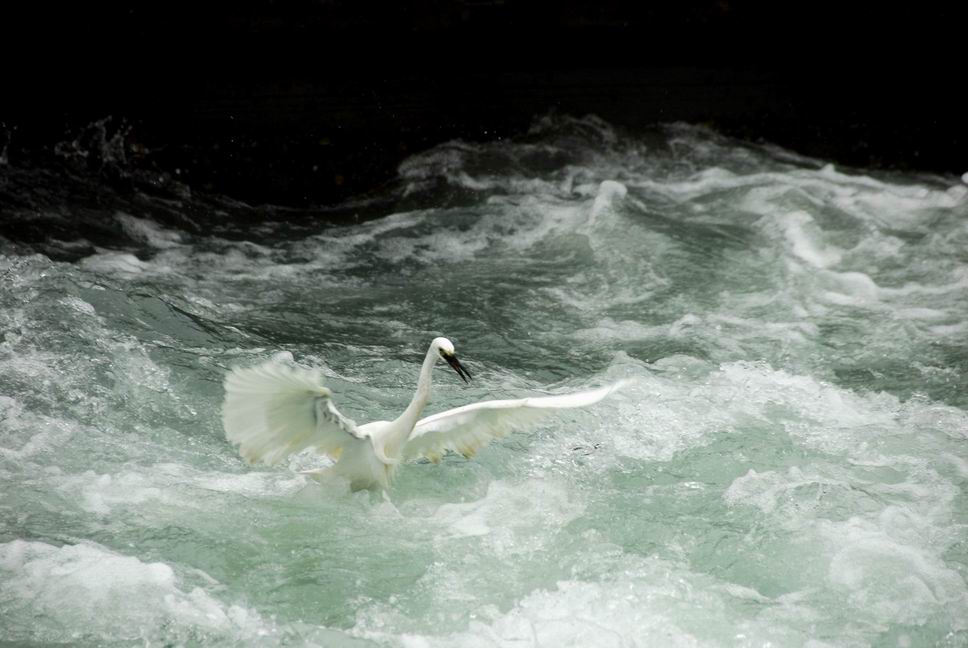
left=223, top=360, right=362, bottom=465
left=403, top=382, right=624, bottom=463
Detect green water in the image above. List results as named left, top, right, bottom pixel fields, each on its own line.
left=2, top=118, right=967, bottom=646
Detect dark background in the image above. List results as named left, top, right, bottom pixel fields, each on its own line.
left=2, top=0, right=965, bottom=207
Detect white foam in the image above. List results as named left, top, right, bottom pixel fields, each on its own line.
left=724, top=466, right=849, bottom=515
left=573, top=317, right=666, bottom=342
left=894, top=307, right=948, bottom=320
left=724, top=451, right=968, bottom=630
left=59, top=295, right=97, bottom=316
left=562, top=355, right=908, bottom=464
left=589, top=180, right=627, bottom=221
left=79, top=251, right=149, bottom=274
left=777, top=211, right=843, bottom=268
left=428, top=479, right=584, bottom=552
left=0, top=540, right=276, bottom=643
left=54, top=469, right=174, bottom=515
left=538, top=356, right=723, bottom=464
left=823, top=517, right=968, bottom=628
left=0, top=400, right=79, bottom=461
left=847, top=232, right=905, bottom=260
left=815, top=269, right=881, bottom=305
left=370, top=554, right=818, bottom=648
left=52, top=463, right=309, bottom=515
left=880, top=270, right=968, bottom=297
left=730, top=163, right=964, bottom=236
left=116, top=212, right=184, bottom=249
left=398, top=141, right=476, bottom=182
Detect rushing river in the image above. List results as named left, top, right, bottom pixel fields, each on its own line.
left=2, top=116, right=967, bottom=647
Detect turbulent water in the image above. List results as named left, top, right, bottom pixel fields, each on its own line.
left=2, top=116, right=967, bottom=647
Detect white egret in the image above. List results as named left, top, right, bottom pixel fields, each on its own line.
left=223, top=337, right=623, bottom=490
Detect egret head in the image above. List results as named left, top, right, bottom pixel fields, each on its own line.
left=433, top=337, right=471, bottom=384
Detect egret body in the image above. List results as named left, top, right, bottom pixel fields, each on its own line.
left=223, top=337, right=622, bottom=490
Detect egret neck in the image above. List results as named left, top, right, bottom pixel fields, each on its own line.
left=394, top=344, right=439, bottom=431
left=375, top=339, right=450, bottom=461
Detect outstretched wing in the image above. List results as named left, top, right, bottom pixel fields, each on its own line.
left=223, top=360, right=364, bottom=465
left=403, top=382, right=624, bottom=463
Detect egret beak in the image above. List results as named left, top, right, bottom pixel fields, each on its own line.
left=445, top=355, right=472, bottom=384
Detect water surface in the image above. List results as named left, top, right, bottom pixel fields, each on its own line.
left=2, top=117, right=967, bottom=646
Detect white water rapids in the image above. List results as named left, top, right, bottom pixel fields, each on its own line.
left=2, top=117, right=967, bottom=646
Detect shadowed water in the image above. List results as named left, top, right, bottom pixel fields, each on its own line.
left=2, top=117, right=967, bottom=646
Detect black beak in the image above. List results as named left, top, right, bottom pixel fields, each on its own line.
left=445, top=355, right=472, bottom=384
